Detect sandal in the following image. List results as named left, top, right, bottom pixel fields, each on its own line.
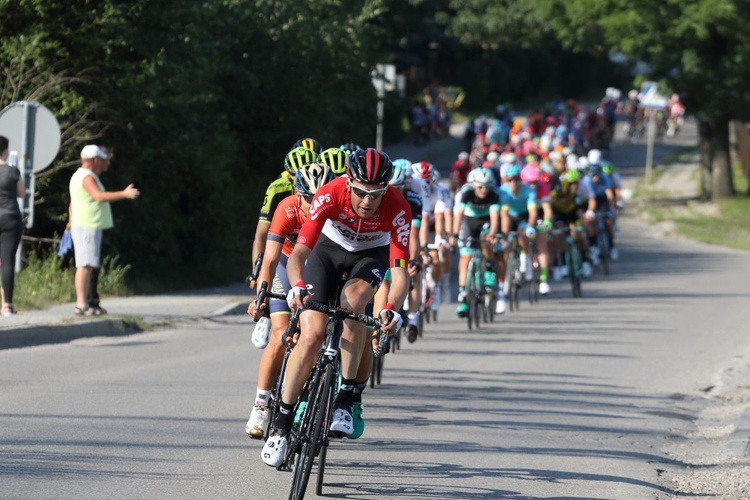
left=74, top=306, right=88, bottom=316
left=88, top=306, right=107, bottom=316
left=2, top=304, right=17, bottom=316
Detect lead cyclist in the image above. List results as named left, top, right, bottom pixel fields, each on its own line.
left=261, top=148, right=411, bottom=467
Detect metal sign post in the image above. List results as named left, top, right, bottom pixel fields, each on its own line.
left=371, top=64, right=396, bottom=151
left=640, top=82, right=668, bottom=185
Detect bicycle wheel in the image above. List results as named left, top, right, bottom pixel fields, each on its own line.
left=375, top=352, right=383, bottom=385
left=570, top=245, right=583, bottom=298
left=598, top=231, right=610, bottom=275
left=316, top=446, right=327, bottom=496
left=474, top=291, right=482, bottom=329
left=465, top=261, right=476, bottom=330
left=289, top=364, right=328, bottom=500
left=370, top=354, right=380, bottom=389
left=506, top=255, right=518, bottom=312
left=418, top=309, right=424, bottom=338
left=311, top=363, right=336, bottom=497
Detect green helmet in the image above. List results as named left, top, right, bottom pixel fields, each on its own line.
left=284, top=147, right=318, bottom=174
left=318, top=147, right=347, bottom=176
left=601, top=160, right=615, bottom=175
left=565, top=169, right=581, bottom=183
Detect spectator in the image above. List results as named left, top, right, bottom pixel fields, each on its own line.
left=450, top=152, right=472, bottom=192
left=68, top=145, right=139, bottom=316
left=409, top=99, right=429, bottom=145
left=0, top=136, right=25, bottom=316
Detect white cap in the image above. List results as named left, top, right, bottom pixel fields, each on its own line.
left=81, top=145, right=109, bottom=160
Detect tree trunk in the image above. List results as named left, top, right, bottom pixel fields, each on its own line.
left=710, top=115, right=735, bottom=201
left=698, top=119, right=713, bottom=201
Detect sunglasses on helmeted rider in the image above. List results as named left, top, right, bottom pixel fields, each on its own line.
left=348, top=183, right=387, bottom=199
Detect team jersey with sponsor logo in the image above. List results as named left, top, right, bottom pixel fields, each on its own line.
left=258, top=172, right=294, bottom=223
left=267, top=194, right=306, bottom=257
left=296, top=176, right=412, bottom=268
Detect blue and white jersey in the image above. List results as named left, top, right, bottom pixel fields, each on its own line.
left=499, top=183, right=537, bottom=218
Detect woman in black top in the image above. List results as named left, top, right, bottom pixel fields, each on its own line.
left=0, top=135, right=26, bottom=315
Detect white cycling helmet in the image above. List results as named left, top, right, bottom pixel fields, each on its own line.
left=566, top=155, right=579, bottom=171
left=472, top=168, right=494, bottom=186
left=577, top=157, right=589, bottom=170
left=587, top=149, right=602, bottom=165
left=389, top=165, right=409, bottom=188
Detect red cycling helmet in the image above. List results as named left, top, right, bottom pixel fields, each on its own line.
left=412, top=161, right=435, bottom=180
left=346, top=148, right=394, bottom=186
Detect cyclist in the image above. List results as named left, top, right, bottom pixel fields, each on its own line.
left=262, top=148, right=411, bottom=467
left=412, top=161, right=450, bottom=314
left=318, top=147, right=348, bottom=177
left=339, top=142, right=361, bottom=156
left=499, top=164, right=538, bottom=309
left=549, top=169, right=592, bottom=279
left=580, top=163, right=616, bottom=263
left=249, top=146, right=317, bottom=289
left=292, top=137, right=323, bottom=155
left=374, top=164, right=424, bottom=342
left=449, top=168, right=501, bottom=318
left=245, top=163, right=335, bottom=439
left=519, top=163, right=553, bottom=295
left=601, top=160, right=623, bottom=209
left=450, top=151, right=472, bottom=192
left=426, top=168, right=454, bottom=313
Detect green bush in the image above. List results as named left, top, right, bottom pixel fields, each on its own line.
left=14, top=251, right=132, bottom=310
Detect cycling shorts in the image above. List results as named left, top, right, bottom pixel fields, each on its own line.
left=458, top=216, right=489, bottom=256
left=269, top=254, right=291, bottom=315
left=508, top=212, right=529, bottom=233
left=553, top=210, right=579, bottom=227
left=304, top=234, right=388, bottom=306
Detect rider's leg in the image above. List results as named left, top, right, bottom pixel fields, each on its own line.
left=247, top=312, right=290, bottom=438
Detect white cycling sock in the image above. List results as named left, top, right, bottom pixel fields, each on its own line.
left=255, top=388, right=271, bottom=407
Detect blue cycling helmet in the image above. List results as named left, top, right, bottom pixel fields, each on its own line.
left=504, top=164, right=521, bottom=179
left=392, top=158, right=413, bottom=172
left=588, top=164, right=603, bottom=177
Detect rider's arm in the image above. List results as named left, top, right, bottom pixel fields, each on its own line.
left=489, top=206, right=500, bottom=237
left=286, top=243, right=312, bottom=291
left=526, top=186, right=538, bottom=226
left=500, top=207, right=510, bottom=235
left=252, top=177, right=292, bottom=265
left=256, top=240, right=283, bottom=297
left=386, top=266, right=409, bottom=312
left=452, top=205, right=464, bottom=237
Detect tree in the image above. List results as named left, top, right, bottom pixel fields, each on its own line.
left=444, top=0, right=750, bottom=200
left=535, top=0, right=750, bottom=201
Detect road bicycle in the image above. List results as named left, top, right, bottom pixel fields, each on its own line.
left=279, top=298, right=384, bottom=500
left=504, top=231, right=523, bottom=312
left=526, top=232, right=541, bottom=305
left=463, top=237, right=486, bottom=330
left=594, top=211, right=611, bottom=275
left=550, top=226, right=584, bottom=298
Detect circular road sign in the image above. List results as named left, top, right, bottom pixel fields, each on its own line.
left=0, top=101, right=61, bottom=173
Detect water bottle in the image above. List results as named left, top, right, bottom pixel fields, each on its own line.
left=252, top=316, right=270, bottom=349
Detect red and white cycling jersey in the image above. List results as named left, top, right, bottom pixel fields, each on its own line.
left=296, top=177, right=412, bottom=267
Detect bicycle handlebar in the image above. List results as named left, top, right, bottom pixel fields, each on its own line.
left=256, top=280, right=286, bottom=305
left=244, top=252, right=265, bottom=288
left=302, top=300, right=382, bottom=329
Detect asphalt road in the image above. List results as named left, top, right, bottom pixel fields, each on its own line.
left=2, top=119, right=749, bottom=499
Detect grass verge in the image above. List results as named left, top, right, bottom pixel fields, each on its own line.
left=636, top=154, right=750, bottom=252
left=14, top=251, right=133, bottom=310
